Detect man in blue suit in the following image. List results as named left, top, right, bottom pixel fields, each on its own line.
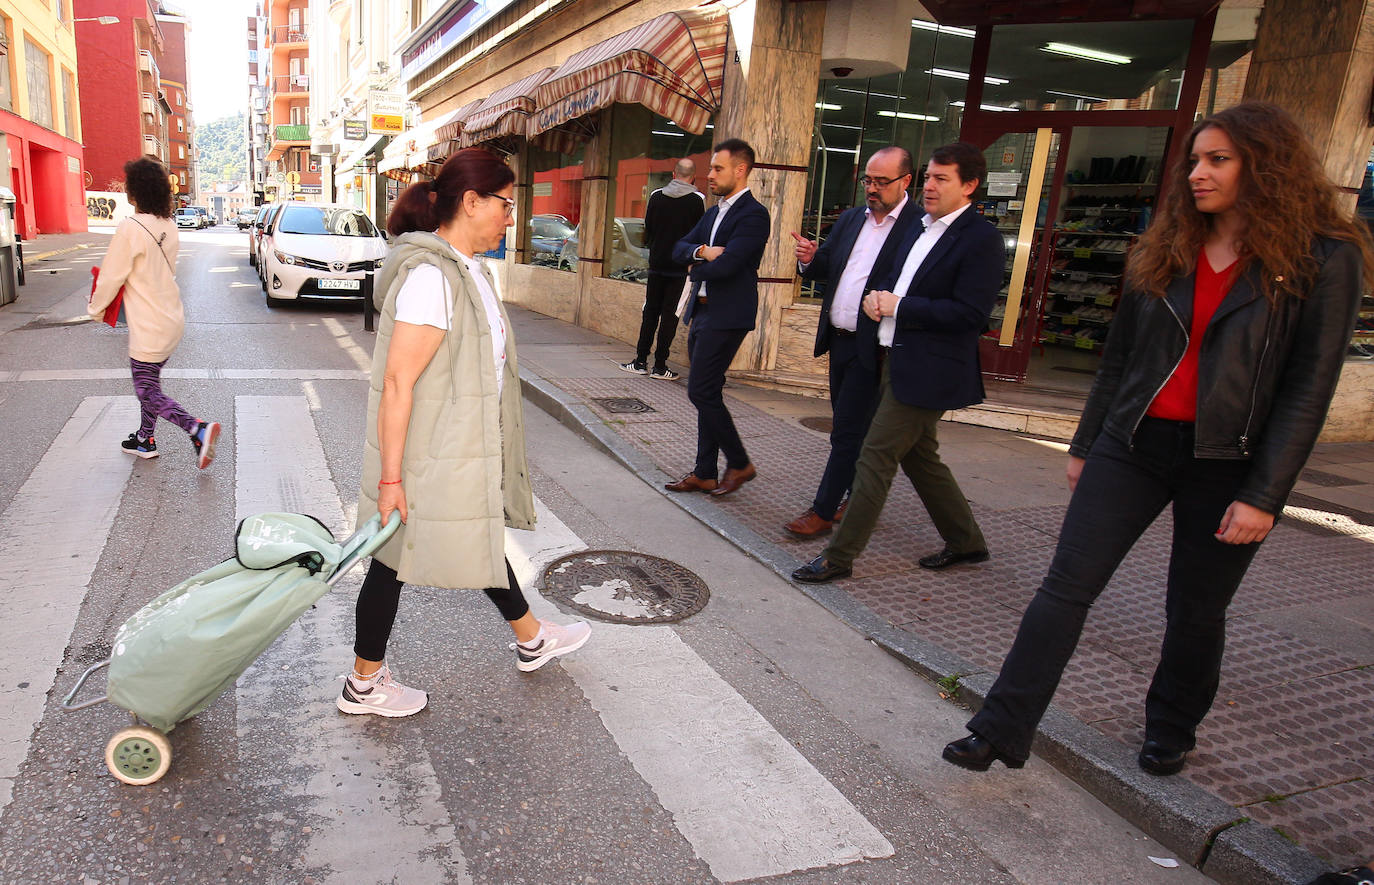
left=665, top=138, right=771, bottom=497
left=793, top=142, right=1005, bottom=582
left=785, top=145, right=922, bottom=538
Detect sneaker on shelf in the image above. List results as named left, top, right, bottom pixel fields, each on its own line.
left=649, top=366, right=680, bottom=381
left=336, top=663, right=428, bottom=717
left=618, top=360, right=648, bottom=375
left=190, top=420, right=221, bottom=470
left=120, top=433, right=158, bottom=459
left=512, top=620, right=592, bottom=672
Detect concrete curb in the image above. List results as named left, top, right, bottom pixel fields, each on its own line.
left=518, top=364, right=1336, bottom=884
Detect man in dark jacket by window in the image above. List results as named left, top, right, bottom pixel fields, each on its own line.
left=620, top=158, right=705, bottom=380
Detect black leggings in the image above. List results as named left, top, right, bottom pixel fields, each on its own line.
left=353, top=557, right=531, bottom=662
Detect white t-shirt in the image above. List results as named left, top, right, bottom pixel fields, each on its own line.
left=394, top=248, right=507, bottom=397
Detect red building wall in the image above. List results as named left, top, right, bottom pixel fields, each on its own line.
left=74, top=12, right=145, bottom=191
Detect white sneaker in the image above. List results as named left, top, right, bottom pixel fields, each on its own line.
left=336, top=664, right=428, bottom=717
left=512, top=620, right=592, bottom=672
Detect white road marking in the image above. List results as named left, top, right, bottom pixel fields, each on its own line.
left=234, top=395, right=469, bottom=885
left=4, top=368, right=369, bottom=382
left=0, top=397, right=137, bottom=813
left=506, top=500, right=895, bottom=883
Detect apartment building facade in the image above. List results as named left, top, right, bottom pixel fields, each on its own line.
left=0, top=0, right=87, bottom=237
left=259, top=0, right=318, bottom=201
left=154, top=7, right=191, bottom=199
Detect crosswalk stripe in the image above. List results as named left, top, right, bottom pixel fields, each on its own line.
left=506, top=499, right=896, bottom=883
left=5, top=368, right=369, bottom=382
left=0, top=396, right=137, bottom=813
left=233, top=395, right=471, bottom=885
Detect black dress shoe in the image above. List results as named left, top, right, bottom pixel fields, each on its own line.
left=1138, top=740, right=1188, bottom=776
left=942, top=733, right=1025, bottom=772
left=791, top=555, right=851, bottom=584
left=919, top=547, right=990, bottom=570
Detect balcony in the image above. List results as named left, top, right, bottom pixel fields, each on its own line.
left=275, top=124, right=310, bottom=142
left=139, top=50, right=159, bottom=82
left=140, top=93, right=156, bottom=116
left=272, top=75, right=310, bottom=95
left=142, top=135, right=162, bottom=159
left=271, top=26, right=309, bottom=46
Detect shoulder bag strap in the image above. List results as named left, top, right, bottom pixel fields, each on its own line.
left=128, top=217, right=175, bottom=274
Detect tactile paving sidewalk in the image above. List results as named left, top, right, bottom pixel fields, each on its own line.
left=550, top=372, right=1374, bottom=868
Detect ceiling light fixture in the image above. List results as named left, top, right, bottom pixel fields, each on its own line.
left=835, top=87, right=906, bottom=100
left=911, top=20, right=975, bottom=38
left=818, top=146, right=859, bottom=154
left=927, top=67, right=1009, bottom=86
left=950, top=101, right=1018, bottom=112
left=877, top=110, right=941, bottom=122
left=1041, top=42, right=1132, bottom=65
left=1046, top=89, right=1108, bottom=102
left=815, top=102, right=842, bottom=111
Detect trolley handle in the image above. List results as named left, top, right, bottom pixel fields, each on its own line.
left=61, top=659, right=111, bottom=711
left=327, top=512, right=401, bottom=586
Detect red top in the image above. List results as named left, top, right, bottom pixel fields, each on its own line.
left=1146, top=249, right=1237, bottom=422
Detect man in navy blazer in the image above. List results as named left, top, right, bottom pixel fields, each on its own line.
left=794, top=142, right=1005, bottom=583
left=664, top=138, right=771, bottom=497
left=784, top=146, right=923, bottom=538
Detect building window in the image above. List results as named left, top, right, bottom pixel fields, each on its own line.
left=176, top=92, right=183, bottom=106
left=62, top=67, right=76, bottom=138
left=179, top=172, right=186, bottom=185
left=0, top=18, right=13, bottom=112
left=177, top=117, right=184, bottom=132
left=25, top=37, right=54, bottom=130
left=178, top=144, right=184, bottom=159
left=606, top=106, right=713, bottom=285
left=54, top=0, right=65, bottom=24
left=525, top=143, right=584, bottom=272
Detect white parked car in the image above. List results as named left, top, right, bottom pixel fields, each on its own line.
left=259, top=203, right=386, bottom=307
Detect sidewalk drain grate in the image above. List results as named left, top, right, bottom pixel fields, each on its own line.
left=542, top=551, right=710, bottom=624
left=799, top=416, right=833, bottom=434
left=592, top=397, right=656, bottom=414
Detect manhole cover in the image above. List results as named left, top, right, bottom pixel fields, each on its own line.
left=592, top=396, right=656, bottom=414
left=542, top=551, right=710, bottom=624
left=799, top=416, right=833, bottom=434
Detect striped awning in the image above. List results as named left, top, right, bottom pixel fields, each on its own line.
left=429, top=98, right=484, bottom=163
left=528, top=6, right=729, bottom=145
left=459, top=68, right=555, bottom=149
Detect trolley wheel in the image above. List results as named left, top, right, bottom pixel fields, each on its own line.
left=105, top=726, right=172, bottom=785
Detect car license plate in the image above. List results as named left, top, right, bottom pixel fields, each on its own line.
left=317, top=278, right=360, bottom=291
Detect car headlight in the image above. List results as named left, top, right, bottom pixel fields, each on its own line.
left=273, top=250, right=296, bottom=266
left=373, top=257, right=384, bottom=268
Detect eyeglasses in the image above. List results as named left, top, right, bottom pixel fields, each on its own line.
left=486, top=193, right=516, bottom=216
left=859, top=174, right=911, bottom=189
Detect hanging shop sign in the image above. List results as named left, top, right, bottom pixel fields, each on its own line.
left=399, top=0, right=518, bottom=82
left=344, top=118, right=367, bottom=140
left=369, top=92, right=406, bottom=134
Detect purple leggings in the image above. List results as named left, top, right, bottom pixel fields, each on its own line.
left=130, top=358, right=197, bottom=439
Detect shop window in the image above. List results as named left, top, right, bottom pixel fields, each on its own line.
left=1196, top=3, right=1260, bottom=118
left=24, top=38, right=54, bottom=130
left=985, top=20, right=1193, bottom=112
left=800, top=19, right=971, bottom=297
left=525, top=143, right=584, bottom=273
left=0, top=19, right=11, bottom=112
left=605, top=105, right=713, bottom=285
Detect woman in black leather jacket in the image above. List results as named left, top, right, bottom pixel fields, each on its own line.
left=942, top=102, right=1373, bottom=777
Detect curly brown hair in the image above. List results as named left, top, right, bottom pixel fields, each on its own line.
left=1126, top=101, right=1374, bottom=301
left=123, top=154, right=173, bottom=218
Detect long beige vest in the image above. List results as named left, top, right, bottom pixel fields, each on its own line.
left=356, top=232, right=535, bottom=590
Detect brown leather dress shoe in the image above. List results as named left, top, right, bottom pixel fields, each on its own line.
left=709, top=463, right=756, bottom=497
left=784, top=508, right=834, bottom=538
left=665, top=472, right=718, bottom=493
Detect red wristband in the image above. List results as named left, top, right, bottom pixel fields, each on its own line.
left=378, top=479, right=401, bottom=487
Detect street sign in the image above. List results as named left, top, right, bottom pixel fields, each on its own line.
left=274, top=171, right=286, bottom=182
left=287, top=171, right=301, bottom=184
left=168, top=174, right=178, bottom=185
left=369, top=90, right=406, bottom=134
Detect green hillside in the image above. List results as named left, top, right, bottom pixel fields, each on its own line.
left=197, top=112, right=248, bottom=186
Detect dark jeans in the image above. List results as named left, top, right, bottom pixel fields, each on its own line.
left=968, top=418, right=1262, bottom=761
left=635, top=273, right=685, bottom=369
left=686, top=306, right=750, bottom=481
left=354, top=557, right=530, bottom=662
left=811, top=331, right=880, bottom=521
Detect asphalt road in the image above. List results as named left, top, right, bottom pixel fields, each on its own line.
left=0, top=227, right=1211, bottom=884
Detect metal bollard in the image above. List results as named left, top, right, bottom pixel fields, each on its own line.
left=362, top=271, right=375, bottom=332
